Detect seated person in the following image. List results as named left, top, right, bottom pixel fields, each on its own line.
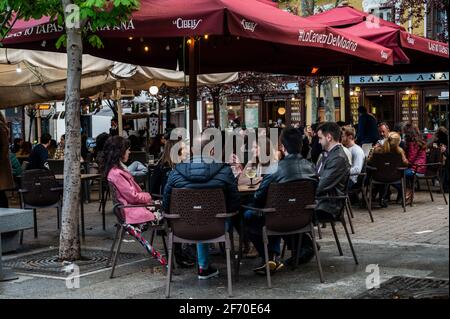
left=341, top=126, right=365, bottom=188
left=315, top=122, right=351, bottom=220
left=163, top=135, right=239, bottom=280
left=27, top=133, right=51, bottom=170
left=367, top=132, right=408, bottom=207
left=102, top=135, right=157, bottom=225
left=244, top=128, right=317, bottom=274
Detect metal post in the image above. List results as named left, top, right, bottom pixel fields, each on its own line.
left=188, top=37, right=198, bottom=148
left=344, top=68, right=351, bottom=124
left=116, top=82, right=123, bottom=136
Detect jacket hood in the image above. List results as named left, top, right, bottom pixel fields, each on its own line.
left=174, top=157, right=226, bottom=183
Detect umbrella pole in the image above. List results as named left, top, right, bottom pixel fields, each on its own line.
left=344, top=67, right=351, bottom=125
left=116, top=81, right=123, bottom=136
left=188, top=37, right=198, bottom=148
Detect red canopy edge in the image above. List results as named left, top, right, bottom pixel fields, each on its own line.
left=400, top=32, right=449, bottom=58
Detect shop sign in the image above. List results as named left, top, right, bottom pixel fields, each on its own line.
left=350, top=72, right=448, bottom=84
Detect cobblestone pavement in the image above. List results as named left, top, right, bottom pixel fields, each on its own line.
left=1, top=186, right=448, bottom=299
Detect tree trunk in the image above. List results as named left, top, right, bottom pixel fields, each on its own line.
left=323, top=78, right=335, bottom=122
left=59, top=0, right=82, bottom=261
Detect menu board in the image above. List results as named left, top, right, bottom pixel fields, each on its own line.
left=350, top=96, right=359, bottom=124
left=401, top=93, right=419, bottom=127
left=290, top=100, right=301, bottom=124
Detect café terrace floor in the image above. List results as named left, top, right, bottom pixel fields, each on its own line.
left=0, top=186, right=448, bottom=299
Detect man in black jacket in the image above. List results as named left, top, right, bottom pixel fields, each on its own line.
left=356, top=106, right=379, bottom=145
left=315, top=122, right=351, bottom=220
left=246, top=128, right=318, bottom=274
left=163, top=136, right=239, bottom=280
left=27, top=133, right=51, bottom=170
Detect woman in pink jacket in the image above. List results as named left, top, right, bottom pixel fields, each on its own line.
left=404, top=124, right=427, bottom=203
left=101, top=136, right=155, bottom=225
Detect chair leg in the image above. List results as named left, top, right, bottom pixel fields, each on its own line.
left=342, top=220, right=359, bottom=265
left=311, top=228, right=324, bottom=283
left=150, top=229, right=156, bottom=246
left=281, top=240, right=287, bottom=259
left=346, top=196, right=354, bottom=218
left=110, top=227, right=125, bottom=279
left=361, top=187, right=374, bottom=222
left=439, top=176, right=448, bottom=205
left=165, top=233, right=174, bottom=298
left=330, top=222, right=343, bottom=256
left=425, top=178, right=434, bottom=202
left=262, top=227, right=271, bottom=289
left=161, top=231, right=169, bottom=258
left=401, top=177, right=407, bottom=212
left=56, top=206, right=60, bottom=230
left=101, top=199, right=106, bottom=231
left=107, top=225, right=120, bottom=267
left=33, top=209, right=38, bottom=238
left=316, top=223, right=323, bottom=240
left=294, top=234, right=303, bottom=269
left=20, top=230, right=24, bottom=245
left=345, top=200, right=355, bottom=234
left=225, top=232, right=233, bottom=297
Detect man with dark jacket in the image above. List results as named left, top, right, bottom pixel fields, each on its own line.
left=356, top=106, right=379, bottom=145
left=27, top=133, right=51, bottom=170
left=163, top=136, right=239, bottom=280
left=246, top=128, right=318, bottom=274
left=315, top=122, right=351, bottom=220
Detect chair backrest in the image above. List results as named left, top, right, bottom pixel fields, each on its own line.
left=264, top=180, right=316, bottom=233
left=425, top=147, right=443, bottom=177
left=20, top=169, right=61, bottom=207
left=369, top=152, right=404, bottom=183
left=48, top=159, right=65, bottom=175
left=108, top=182, right=126, bottom=224
left=128, top=151, right=148, bottom=165
left=169, top=188, right=227, bottom=241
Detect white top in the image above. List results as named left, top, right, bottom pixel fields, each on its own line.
left=348, top=144, right=365, bottom=184
left=343, top=146, right=353, bottom=166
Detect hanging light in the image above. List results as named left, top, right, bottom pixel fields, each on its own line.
left=349, top=90, right=354, bottom=96
left=16, top=65, right=22, bottom=73
left=187, top=38, right=193, bottom=45
left=204, top=34, right=209, bottom=40
left=149, top=86, right=159, bottom=95
left=144, top=45, right=150, bottom=52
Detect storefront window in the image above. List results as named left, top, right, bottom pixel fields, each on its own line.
left=424, top=90, right=449, bottom=131
left=244, top=102, right=259, bottom=129
left=224, top=103, right=241, bottom=128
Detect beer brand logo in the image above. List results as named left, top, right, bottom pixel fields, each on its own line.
left=241, top=19, right=257, bottom=32
left=407, top=35, right=415, bottom=45
left=173, top=18, right=202, bottom=30
left=380, top=50, right=388, bottom=60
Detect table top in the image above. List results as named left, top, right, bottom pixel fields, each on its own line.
left=0, top=208, right=33, bottom=217
left=238, top=184, right=259, bottom=193
left=54, top=173, right=101, bottom=180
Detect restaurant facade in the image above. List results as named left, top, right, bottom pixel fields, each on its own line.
left=349, top=72, right=449, bottom=131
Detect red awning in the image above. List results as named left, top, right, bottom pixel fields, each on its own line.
left=2, top=0, right=394, bottom=76
left=306, top=5, right=448, bottom=73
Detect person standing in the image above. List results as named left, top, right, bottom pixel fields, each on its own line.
left=356, top=106, right=379, bottom=146
left=0, top=112, right=14, bottom=208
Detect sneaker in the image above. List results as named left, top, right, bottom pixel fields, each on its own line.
left=198, top=266, right=219, bottom=280
left=253, top=257, right=284, bottom=275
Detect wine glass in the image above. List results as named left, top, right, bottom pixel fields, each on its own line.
left=245, top=164, right=257, bottom=188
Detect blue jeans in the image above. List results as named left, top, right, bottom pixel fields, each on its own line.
left=197, top=219, right=232, bottom=270
left=244, top=210, right=281, bottom=259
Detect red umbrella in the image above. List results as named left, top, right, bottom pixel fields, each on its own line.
left=2, top=0, right=394, bottom=75
left=2, top=0, right=395, bottom=137
left=307, top=5, right=449, bottom=73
